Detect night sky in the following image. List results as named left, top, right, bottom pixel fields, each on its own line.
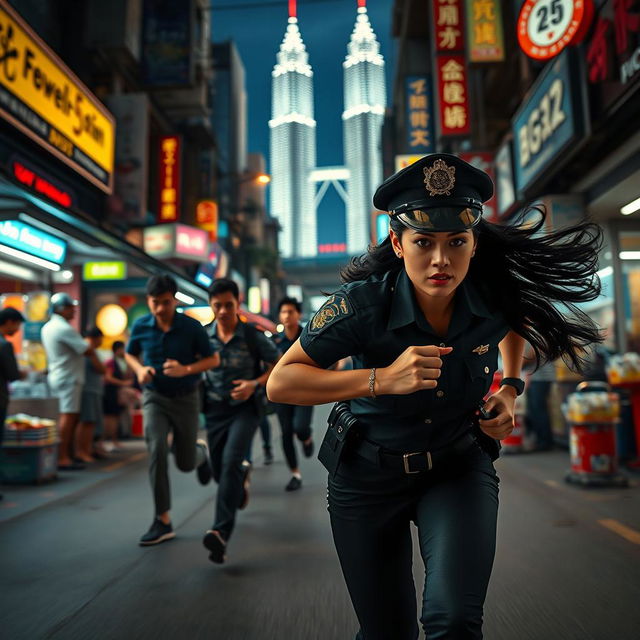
left=211, top=0, right=396, bottom=247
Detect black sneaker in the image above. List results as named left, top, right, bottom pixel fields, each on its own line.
left=203, top=529, right=227, bottom=564
left=302, top=438, right=314, bottom=458
left=139, top=519, right=176, bottom=546
left=285, top=476, right=302, bottom=492
left=238, top=461, right=251, bottom=510
left=264, top=446, right=274, bottom=465
left=196, top=439, right=212, bottom=485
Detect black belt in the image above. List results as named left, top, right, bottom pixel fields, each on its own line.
left=352, top=430, right=477, bottom=475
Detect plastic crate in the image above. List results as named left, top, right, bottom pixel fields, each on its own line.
left=0, top=443, right=58, bottom=484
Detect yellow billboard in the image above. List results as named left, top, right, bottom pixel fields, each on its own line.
left=0, top=1, right=115, bottom=193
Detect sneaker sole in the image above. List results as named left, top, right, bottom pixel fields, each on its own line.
left=203, top=530, right=226, bottom=564
left=139, top=531, right=176, bottom=546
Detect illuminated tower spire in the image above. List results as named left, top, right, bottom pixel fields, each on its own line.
left=343, top=0, right=386, bottom=254
left=269, top=0, right=317, bottom=258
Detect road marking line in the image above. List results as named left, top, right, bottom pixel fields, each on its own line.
left=544, top=480, right=561, bottom=488
left=103, top=452, right=147, bottom=472
left=598, top=519, right=640, bottom=545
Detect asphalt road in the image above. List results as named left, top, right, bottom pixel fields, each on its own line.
left=1, top=404, right=640, bottom=639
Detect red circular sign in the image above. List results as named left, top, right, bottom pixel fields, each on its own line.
left=518, top=0, right=594, bottom=61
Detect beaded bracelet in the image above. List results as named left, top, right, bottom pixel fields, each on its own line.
left=368, top=367, right=377, bottom=398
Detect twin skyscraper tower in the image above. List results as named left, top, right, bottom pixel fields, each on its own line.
left=269, top=0, right=386, bottom=259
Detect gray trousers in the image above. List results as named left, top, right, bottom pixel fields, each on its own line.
left=143, top=388, right=200, bottom=515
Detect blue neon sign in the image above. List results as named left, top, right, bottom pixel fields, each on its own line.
left=0, top=220, right=67, bottom=264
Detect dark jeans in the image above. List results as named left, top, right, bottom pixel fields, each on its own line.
left=275, top=403, right=313, bottom=470
left=525, top=380, right=553, bottom=449
left=245, top=417, right=272, bottom=463
left=142, top=388, right=200, bottom=515
left=329, top=442, right=499, bottom=640
left=205, top=400, right=258, bottom=540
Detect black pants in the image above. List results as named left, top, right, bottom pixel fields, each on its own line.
left=329, top=442, right=499, bottom=640
left=275, top=403, right=313, bottom=470
left=205, top=401, right=258, bottom=540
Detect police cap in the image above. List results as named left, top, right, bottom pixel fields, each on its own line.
left=372, top=153, right=494, bottom=233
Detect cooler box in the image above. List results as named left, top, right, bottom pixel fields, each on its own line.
left=0, top=444, right=58, bottom=484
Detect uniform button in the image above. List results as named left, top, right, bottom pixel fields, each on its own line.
left=337, top=426, right=343, bottom=433
left=436, top=390, right=444, bottom=398
left=484, top=366, right=490, bottom=374
left=439, top=342, right=446, bottom=347
left=424, top=418, right=432, bottom=424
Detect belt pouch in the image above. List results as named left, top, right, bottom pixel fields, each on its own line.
left=473, top=424, right=501, bottom=461
left=318, top=402, right=359, bottom=477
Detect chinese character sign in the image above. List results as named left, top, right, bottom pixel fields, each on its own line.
left=158, top=135, right=181, bottom=222
left=436, top=56, right=471, bottom=136
left=458, top=152, right=498, bottom=221
left=405, top=77, right=435, bottom=153
left=466, top=0, right=505, bottom=62
left=433, top=0, right=465, bottom=52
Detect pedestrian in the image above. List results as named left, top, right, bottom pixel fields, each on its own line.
left=523, top=346, right=556, bottom=452
left=125, top=275, right=220, bottom=547
left=199, top=278, right=279, bottom=564
left=102, top=340, right=136, bottom=453
left=273, top=296, right=314, bottom=491
left=0, top=307, right=26, bottom=500
left=267, top=153, right=603, bottom=640
left=75, top=327, right=106, bottom=463
left=41, top=293, right=102, bottom=470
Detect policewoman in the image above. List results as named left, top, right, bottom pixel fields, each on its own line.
left=267, top=154, right=602, bottom=640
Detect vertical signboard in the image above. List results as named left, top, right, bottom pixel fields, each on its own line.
left=433, top=0, right=465, bottom=52
left=432, top=0, right=470, bottom=138
left=466, top=0, right=505, bottom=62
left=196, top=200, right=218, bottom=242
left=158, top=135, right=181, bottom=222
left=105, top=93, right=149, bottom=222
left=436, top=56, right=471, bottom=136
left=141, top=0, right=193, bottom=86
left=586, top=0, right=640, bottom=120
left=512, top=49, right=587, bottom=195
left=405, top=77, right=435, bottom=153
left=458, top=152, right=497, bottom=221
left=495, top=141, right=516, bottom=217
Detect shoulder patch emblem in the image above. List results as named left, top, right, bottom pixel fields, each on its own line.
left=308, top=294, right=352, bottom=335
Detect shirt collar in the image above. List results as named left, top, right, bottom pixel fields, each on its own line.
left=387, top=270, right=493, bottom=332
left=211, top=317, right=247, bottom=340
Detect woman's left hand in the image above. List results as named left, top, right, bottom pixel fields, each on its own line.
left=478, top=387, right=517, bottom=440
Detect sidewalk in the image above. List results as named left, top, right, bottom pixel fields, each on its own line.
left=0, top=440, right=148, bottom=523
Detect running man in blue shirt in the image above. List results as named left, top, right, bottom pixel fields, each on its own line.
left=126, top=275, right=220, bottom=547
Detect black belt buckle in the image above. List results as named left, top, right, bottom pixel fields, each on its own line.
left=403, top=450, right=433, bottom=474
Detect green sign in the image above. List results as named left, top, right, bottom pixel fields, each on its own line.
left=83, top=261, right=127, bottom=281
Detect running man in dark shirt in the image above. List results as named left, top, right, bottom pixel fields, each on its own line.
left=272, top=297, right=315, bottom=492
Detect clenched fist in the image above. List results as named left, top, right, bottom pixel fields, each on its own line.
left=375, top=345, right=453, bottom=396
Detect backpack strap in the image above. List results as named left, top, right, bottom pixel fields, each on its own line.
left=242, top=322, right=264, bottom=378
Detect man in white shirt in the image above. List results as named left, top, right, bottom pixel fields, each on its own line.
left=41, top=293, right=101, bottom=470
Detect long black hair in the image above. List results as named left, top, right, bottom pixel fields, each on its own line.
left=341, top=206, right=604, bottom=372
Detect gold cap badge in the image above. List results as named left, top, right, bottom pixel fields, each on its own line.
left=423, top=159, right=456, bottom=196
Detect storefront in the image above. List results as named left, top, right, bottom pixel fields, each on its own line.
left=501, top=0, right=640, bottom=446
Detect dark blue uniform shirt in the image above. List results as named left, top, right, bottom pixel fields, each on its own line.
left=273, top=325, right=302, bottom=355
left=300, top=269, right=510, bottom=451
left=203, top=320, right=279, bottom=406
left=126, top=312, right=214, bottom=395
